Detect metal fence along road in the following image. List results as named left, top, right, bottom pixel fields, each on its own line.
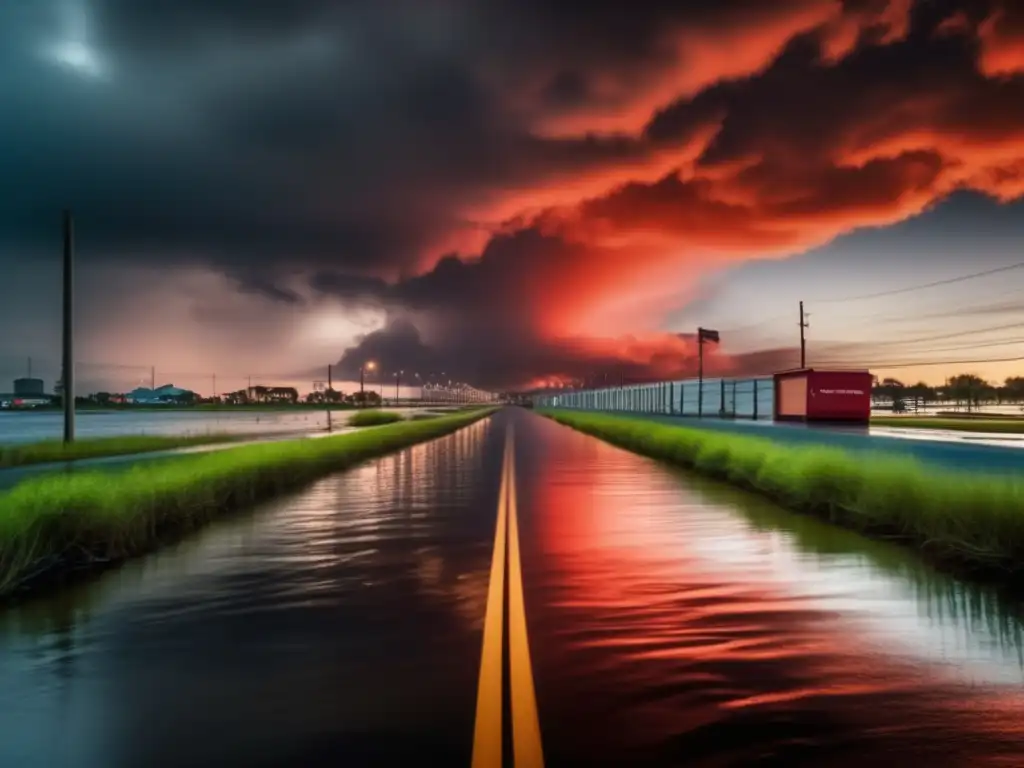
left=532, top=376, right=776, bottom=420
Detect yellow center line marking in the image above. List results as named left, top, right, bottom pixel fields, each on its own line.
left=471, top=430, right=510, bottom=768
left=506, top=427, right=545, bottom=767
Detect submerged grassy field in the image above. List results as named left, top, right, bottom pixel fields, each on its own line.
left=347, top=409, right=405, bottom=426
left=541, top=409, right=1024, bottom=582
left=0, top=433, right=252, bottom=468
left=871, top=416, right=1024, bottom=433
left=0, top=409, right=494, bottom=598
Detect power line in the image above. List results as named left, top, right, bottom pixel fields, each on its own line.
left=822, top=336, right=1024, bottom=358
left=809, top=260, right=1024, bottom=304
left=815, top=320, right=1024, bottom=348
left=813, top=334, right=1024, bottom=355
left=812, top=354, right=1024, bottom=370
left=807, top=295, right=1024, bottom=326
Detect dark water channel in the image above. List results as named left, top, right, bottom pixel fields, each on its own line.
left=1, top=410, right=1023, bottom=766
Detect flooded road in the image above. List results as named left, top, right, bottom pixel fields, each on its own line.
left=2, top=409, right=1024, bottom=766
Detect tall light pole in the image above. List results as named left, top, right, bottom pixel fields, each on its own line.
left=696, top=327, right=720, bottom=418
left=395, top=370, right=402, bottom=403
left=62, top=209, right=75, bottom=443
left=360, top=361, right=376, bottom=407
left=799, top=301, right=809, bottom=369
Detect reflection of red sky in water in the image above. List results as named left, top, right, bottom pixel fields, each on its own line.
left=518, top=416, right=1024, bottom=764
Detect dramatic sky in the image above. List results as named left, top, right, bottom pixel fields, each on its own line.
left=2, top=0, right=1024, bottom=394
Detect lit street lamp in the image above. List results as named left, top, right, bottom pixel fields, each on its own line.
left=360, top=360, right=376, bottom=407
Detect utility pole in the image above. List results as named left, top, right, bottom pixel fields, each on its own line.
left=799, top=301, right=810, bottom=369
left=327, top=364, right=332, bottom=393
left=62, top=209, right=75, bottom=443
left=212, top=374, right=217, bottom=398
left=151, top=366, right=156, bottom=390
left=395, top=370, right=401, bottom=403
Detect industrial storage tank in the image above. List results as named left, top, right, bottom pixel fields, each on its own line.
left=773, top=368, right=873, bottom=423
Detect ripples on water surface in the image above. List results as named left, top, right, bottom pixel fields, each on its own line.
left=515, top=415, right=1024, bottom=765
left=0, top=419, right=497, bottom=767
left=1, top=410, right=1024, bottom=766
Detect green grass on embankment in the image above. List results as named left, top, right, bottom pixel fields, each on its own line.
left=871, top=416, right=1024, bottom=433
left=0, top=434, right=250, bottom=469
left=347, top=409, right=405, bottom=427
left=0, top=409, right=495, bottom=598
left=540, top=409, right=1024, bottom=582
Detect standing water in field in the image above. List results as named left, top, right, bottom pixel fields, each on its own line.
left=1, top=410, right=1023, bottom=766
left=0, top=407, right=438, bottom=444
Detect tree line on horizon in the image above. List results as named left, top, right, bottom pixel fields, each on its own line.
left=39, top=385, right=384, bottom=408
left=872, top=374, right=1024, bottom=410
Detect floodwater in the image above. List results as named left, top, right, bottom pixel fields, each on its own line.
left=634, top=413, right=1024, bottom=474
left=0, top=409, right=335, bottom=444
left=0, top=407, right=433, bottom=445
left=2, top=409, right=1024, bottom=766
left=0, top=427, right=354, bottom=493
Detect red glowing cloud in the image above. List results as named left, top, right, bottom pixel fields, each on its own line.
left=314, top=2, right=1024, bottom=387
left=979, top=4, right=1024, bottom=77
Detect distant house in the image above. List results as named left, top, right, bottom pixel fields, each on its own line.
left=126, top=384, right=197, bottom=404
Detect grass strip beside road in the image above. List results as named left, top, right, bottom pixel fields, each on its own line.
left=0, top=433, right=255, bottom=469
left=347, top=409, right=405, bottom=427
left=0, top=409, right=495, bottom=598
left=541, top=409, right=1024, bottom=583
left=871, top=416, right=1024, bottom=433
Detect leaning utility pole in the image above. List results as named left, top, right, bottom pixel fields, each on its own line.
left=799, top=301, right=810, bottom=368
left=62, top=210, right=75, bottom=443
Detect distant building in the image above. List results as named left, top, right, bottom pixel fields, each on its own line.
left=13, top=378, right=44, bottom=396
left=127, top=384, right=197, bottom=404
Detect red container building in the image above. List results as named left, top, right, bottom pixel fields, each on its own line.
left=773, top=368, right=873, bottom=423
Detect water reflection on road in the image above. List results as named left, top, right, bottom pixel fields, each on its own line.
left=515, top=414, right=1024, bottom=765
left=2, top=410, right=1024, bottom=766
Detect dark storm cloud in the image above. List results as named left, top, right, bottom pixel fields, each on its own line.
left=0, top=0, right=880, bottom=278
left=1, top=0, right=674, bottom=295
left=91, top=0, right=343, bottom=47
left=313, top=0, right=1024, bottom=387
left=333, top=315, right=802, bottom=389
left=2, top=0, right=1020, bottom=389
left=311, top=227, right=596, bottom=358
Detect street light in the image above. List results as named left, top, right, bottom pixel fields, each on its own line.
left=395, top=370, right=403, bottom=403
left=360, top=360, right=376, bottom=407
